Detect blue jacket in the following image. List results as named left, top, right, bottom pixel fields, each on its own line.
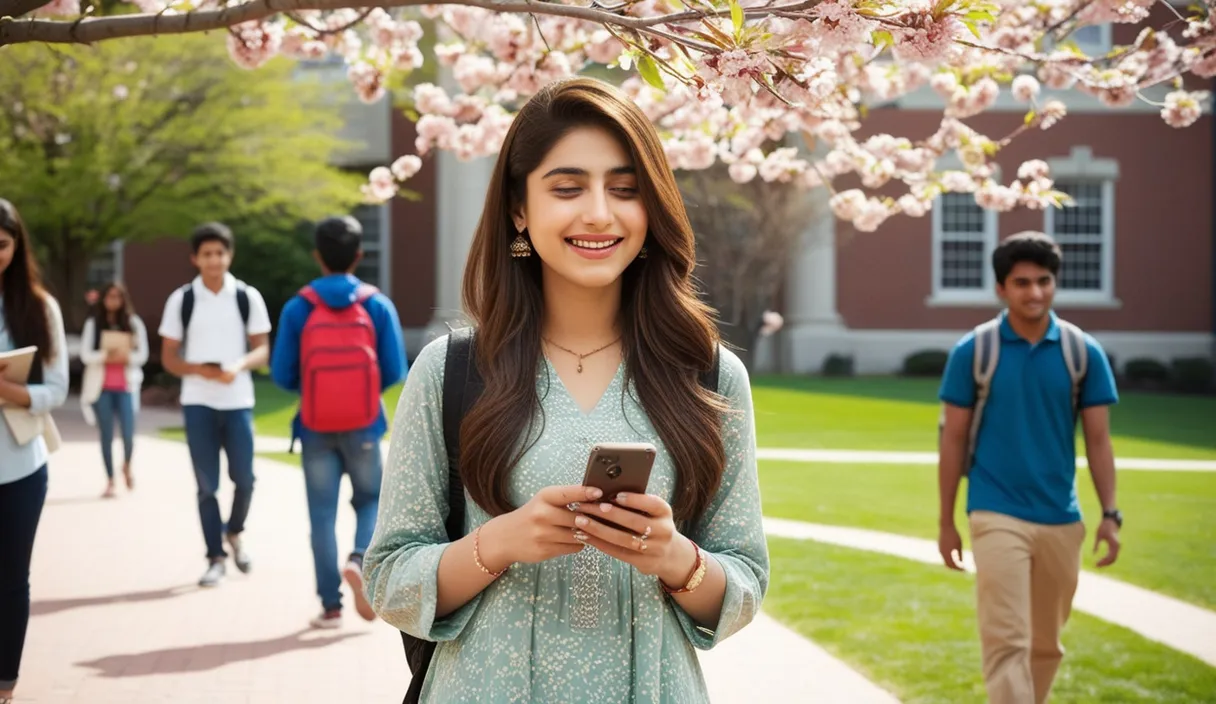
left=270, top=273, right=407, bottom=443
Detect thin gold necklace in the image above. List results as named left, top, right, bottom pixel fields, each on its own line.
left=543, top=336, right=621, bottom=373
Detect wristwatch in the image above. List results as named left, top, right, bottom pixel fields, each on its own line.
left=1102, top=508, right=1123, bottom=528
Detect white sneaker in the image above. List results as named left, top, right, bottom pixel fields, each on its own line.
left=226, top=533, right=252, bottom=574
left=343, top=555, right=375, bottom=621
left=198, top=561, right=226, bottom=588
left=309, top=608, right=342, bottom=629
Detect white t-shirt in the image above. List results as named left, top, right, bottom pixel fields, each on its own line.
left=158, top=273, right=272, bottom=410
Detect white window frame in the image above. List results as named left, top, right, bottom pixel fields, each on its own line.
left=349, top=201, right=392, bottom=297
left=927, top=191, right=1000, bottom=306
left=1045, top=146, right=1120, bottom=308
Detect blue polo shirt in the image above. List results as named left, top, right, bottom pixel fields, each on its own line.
left=939, top=311, right=1119, bottom=525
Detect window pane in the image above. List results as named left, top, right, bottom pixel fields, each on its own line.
left=87, top=245, right=117, bottom=289
left=350, top=204, right=383, bottom=287
left=938, top=193, right=987, bottom=290
left=1052, top=180, right=1105, bottom=291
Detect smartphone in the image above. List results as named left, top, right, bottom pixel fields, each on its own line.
left=581, top=442, right=657, bottom=514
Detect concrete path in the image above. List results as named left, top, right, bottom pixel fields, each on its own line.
left=19, top=406, right=901, bottom=703
left=763, top=517, right=1216, bottom=668
left=250, top=435, right=1216, bottom=472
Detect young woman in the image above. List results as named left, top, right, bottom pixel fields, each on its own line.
left=80, top=281, right=149, bottom=498
left=363, top=77, right=769, bottom=702
left=0, top=198, right=69, bottom=704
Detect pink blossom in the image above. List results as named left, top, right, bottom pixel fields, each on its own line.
left=810, top=0, right=874, bottom=53
left=413, top=84, right=452, bottom=116
left=34, top=0, right=80, bottom=16
left=729, top=162, right=759, bottom=184
left=585, top=30, right=624, bottom=65
left=892, top=11, right=963, bottom=65
left=454, top=54, right=498, bottom=93
left=1011, top=75, right=1040, bottom=103
left=759, top=311, right=784, bottom=337
left=1017, top=159, right=1050, bottom=182
left=829, top=189, right=867, bottom=221
left=975, top=182, right=1019, bottom=212
left=898, top=194, right=929, bottom=218
left=853, top=198, right=892, bottom=232
left=347, top=61, right=386, bottom=104
left=931, top=71, right=959, bottom=98
left=362, top=166, right=398, bottom=202
left=1039, top=99, right=1067, bottom=129
left=435, top=44, right=466, bottom=67
left=1161, top=90, right=1205, bottom=128
left=415, top=114, right=459, bottom=154
left=227, top=21, right=283, bottom=70
left=940, top=170, right=976, bottom=193
left=112, top=85, right=129, bottom=100
left=390, top=154, right=423, bottom=181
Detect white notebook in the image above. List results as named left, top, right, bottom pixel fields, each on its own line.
left=0, top=345, right=62, bottom=452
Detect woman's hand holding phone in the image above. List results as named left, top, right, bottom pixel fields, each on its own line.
left=478, top=484, right=602, bottom=572
left=570, top=494, right=698, bottom=589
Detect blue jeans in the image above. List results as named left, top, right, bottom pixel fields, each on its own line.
left=93, top=390, right=135, bottom=479
left=183, top=406, right=256, bottom=561
left=0, top=465, right=47, bottom=691
left=301, top=431, right=383, bottom=611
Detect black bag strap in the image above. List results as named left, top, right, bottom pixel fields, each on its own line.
left=180, top=280, right=251, bottom=355
left=441, top=327, right=481, bottom=541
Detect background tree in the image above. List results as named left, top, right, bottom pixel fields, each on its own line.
left=0, top=33, right=366, bottom=328
left=680, top=155, right=816, bottom=369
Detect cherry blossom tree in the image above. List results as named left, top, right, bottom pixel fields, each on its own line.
left=1, top=0, right=1211, bottom=233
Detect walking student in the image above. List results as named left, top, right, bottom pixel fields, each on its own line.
left=79, top=281, right=149, bottom=498
left=159, top=222, right=272, bottom=588
left=937, top=231, right=1122, bottom=704
left=270, top=215, right=407, bottom=629
left=0, top=199, right=70, bottom=704
left=363, top=77, right=769, bottom=703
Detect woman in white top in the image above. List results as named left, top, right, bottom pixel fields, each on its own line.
left=0, top=198, right=69, bottom=704
left=79, top=281, right=148, bottom=498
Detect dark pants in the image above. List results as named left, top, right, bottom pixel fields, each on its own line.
left=93, top=389, right=135, bottom=479
left=301, top=431, right=383, bottom=611
left=0, top=465, right=48, bottom=691
left=183, top=405, right=256, bottom=561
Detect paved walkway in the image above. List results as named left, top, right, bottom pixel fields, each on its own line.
left=251, top=435, right=1216, bottom=472
left=19, top=406, right=900, bottom=704
left=763, top=518, right=1216, bottom=668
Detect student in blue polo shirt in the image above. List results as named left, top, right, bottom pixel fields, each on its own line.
left=937, top=231, right=1121, bottom=704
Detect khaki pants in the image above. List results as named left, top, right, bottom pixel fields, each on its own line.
left=969, top=510, right=1087, bottom=704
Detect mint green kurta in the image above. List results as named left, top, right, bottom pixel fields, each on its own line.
left=363, top=334, right=769, bottom=703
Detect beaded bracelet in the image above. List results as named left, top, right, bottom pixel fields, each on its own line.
left=473, top=524, right=508, bottom=578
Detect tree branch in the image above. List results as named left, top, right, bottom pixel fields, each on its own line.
left=0, top=0, right=51, bottom=19
left=0, top=0, right=822, bottom=46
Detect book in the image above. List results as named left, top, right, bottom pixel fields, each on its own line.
left=100, top=330, right=133, bottom=354
left=0, top=345, right=62, bottom=452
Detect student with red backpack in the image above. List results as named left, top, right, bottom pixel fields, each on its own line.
left=270, top=215, right=407, bottom=629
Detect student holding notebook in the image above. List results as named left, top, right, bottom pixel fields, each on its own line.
left=0, top=198, right=70, bottom=704
left=80, top=281, right=149, bottom=498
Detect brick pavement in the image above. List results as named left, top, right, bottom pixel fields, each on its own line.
left=12, top=400, right=898, bottom=703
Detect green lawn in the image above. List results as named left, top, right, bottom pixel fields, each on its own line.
left=765, top=537, right=1216, bottom=704
left=751, top=375, right=1216, bottom=460
left=759, top=461, right=1216, bottom=611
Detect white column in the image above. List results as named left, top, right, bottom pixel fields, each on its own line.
left=425, top=68, right=497, bottom=341
left=781, top=184, right=849, bottom=373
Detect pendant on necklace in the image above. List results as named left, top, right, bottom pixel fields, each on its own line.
left=576, top=358, right=584, bottom=373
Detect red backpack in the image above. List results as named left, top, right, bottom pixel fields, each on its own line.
left=298, top=283, right=381, bottom=433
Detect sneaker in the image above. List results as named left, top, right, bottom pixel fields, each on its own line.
left=343, top=554, right=376, bottom=622
left=309, top=608, right=342, bottom=629
left=198, top=560, right=226, bottom=588
left=226, top=533, right=252, bottom=574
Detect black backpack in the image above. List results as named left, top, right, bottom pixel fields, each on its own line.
left=178, top=280, right=251, bottom=355
left=399, top=328, right=720, bottom=704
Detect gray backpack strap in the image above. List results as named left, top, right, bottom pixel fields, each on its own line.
left=965, top=318, right=1002, bottom=471
left=1057, top=319, right=1088, bottom=418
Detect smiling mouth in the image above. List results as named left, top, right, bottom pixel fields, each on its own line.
left=566, top=237, right=623, bottom=251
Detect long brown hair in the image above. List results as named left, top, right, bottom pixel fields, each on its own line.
left=0, top=198, right=54, bottom=364
left=91, top=281, right=135, bottom=335
left=460, top=77, right=727, bottom=524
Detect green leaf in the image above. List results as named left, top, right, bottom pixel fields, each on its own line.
left=871, top=30, right=895, bottom=52
left=637, top=54, right=665, bottom=90
left=730, top=0, right=744, bottom=36
left=961, top=19, right=982, bottom=40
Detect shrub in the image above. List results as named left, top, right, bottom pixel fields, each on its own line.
left=822, top=353, right=855, bottom=377
left=1123, top=358, right=1170, bottom=389
left=902, top=350, right=949, bottom=377
left=1170, top=357, right=1214, bottom=394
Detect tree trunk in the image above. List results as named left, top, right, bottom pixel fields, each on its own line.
left=42, top=244, right=93, bottom=333
left=718, top=319, right=756, bottom=371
